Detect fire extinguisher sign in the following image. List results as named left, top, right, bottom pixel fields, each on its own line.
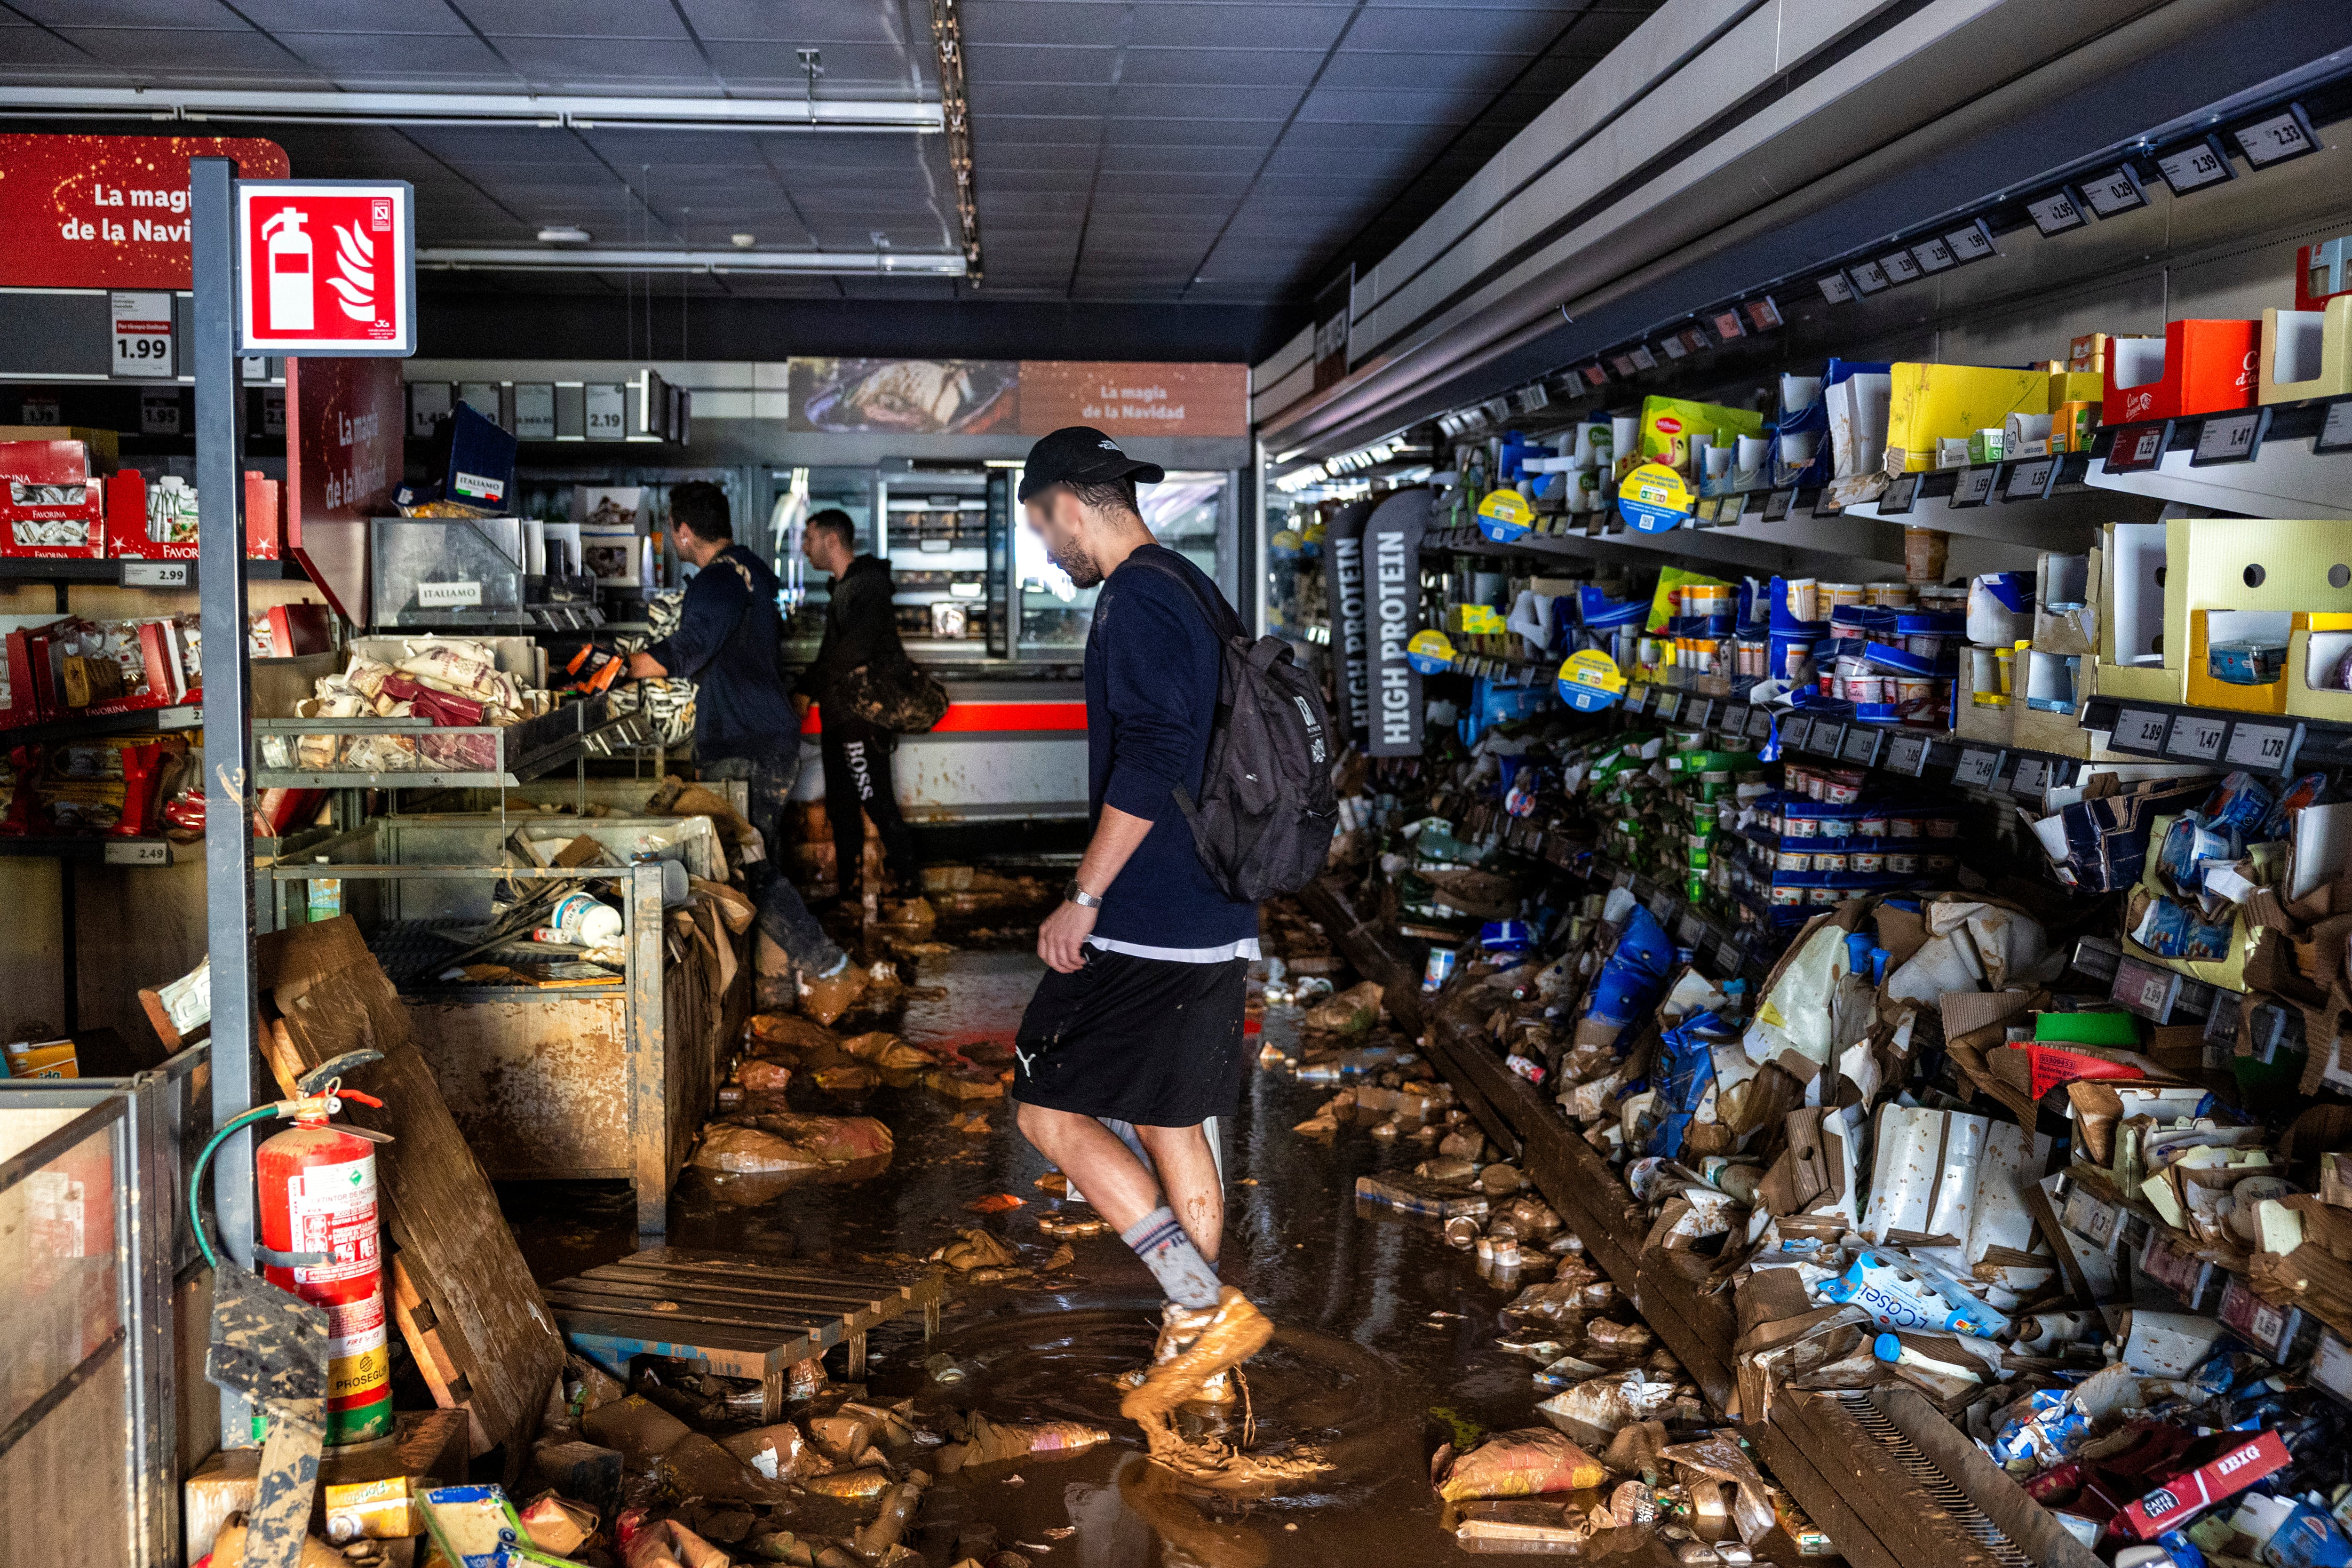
left=234, top=179, right=415, bottom=356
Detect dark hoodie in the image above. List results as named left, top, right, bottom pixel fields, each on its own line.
left=641, top=543, right=796, bottom=757
left=794, top=553, right=901, bottom=711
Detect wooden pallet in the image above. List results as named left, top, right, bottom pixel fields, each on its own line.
left=543, top=1247, right=946, bottom=1419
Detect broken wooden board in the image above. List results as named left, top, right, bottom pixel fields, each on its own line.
left=544, top=1247, right=945, bottom=1419
left=256, top=915, right=564, bottom=1458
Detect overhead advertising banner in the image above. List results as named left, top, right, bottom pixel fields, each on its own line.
left=1324, top=500, right=1372, bottom=742
left=788, top=358, right=1017, bottom=434
left=1359, top=489, right=1430, bottom=758
left=1017, top=361, right=1248, bottom=437
left=782, top=358, right=1247, bottom=438
left=0, top=133, right=290, bottom=289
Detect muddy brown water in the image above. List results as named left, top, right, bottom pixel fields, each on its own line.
left=498, top=945, right=1816, bottom=1565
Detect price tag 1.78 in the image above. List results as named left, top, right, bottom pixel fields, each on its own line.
left=1954, top=748, right=2002, bottom=788
left=2112, top=708, right=2172, bottom=754
left=2226, top=721, right=2296, bottom=773
left=2168, top=715, right=2228, bottom=761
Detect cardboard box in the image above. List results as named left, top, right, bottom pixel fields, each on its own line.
left=2261, top=298, right=2352, bottom=405
left=2103, top=318, right=2260, bottom=424
left=102, top=468, right=289, bottom=560
left=2289, top=612, right=2352, bottom=720
left=1954, top=645, right=2016, bottom=745
left=2095, top=520, right=2185, bottom=703
left=1884, top=364, right=2051, bottom=472
left=2163, top=517, right=2352, bottom=714
left=2114, top=1429, right=2289, bottom=1540
left=0, top=425, right=119, bottom=463
left=1, top=438, right=106, bottom=559
left=1637, top=396, right=1765, bottom=473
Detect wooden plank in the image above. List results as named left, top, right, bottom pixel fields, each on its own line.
left=1751, top=1413, right=1905, bottom=1568
left=585, top=1262, right=906, bottom=1308
left=544, top=1303, right=817, bottom=1356
left=542, top=1286, right=843, bottom=1340
left=628, top=866, right=668, bottom=1236
left=257, top=916, right=565, bottom=1461
left=1774, top=1393, right=2012, bottom=1568
left=545, top=1277, right=846, bottom=1330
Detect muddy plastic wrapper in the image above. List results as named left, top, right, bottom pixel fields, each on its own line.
left=696, top=1114, right=894, bottom=1173
left=936, top=1413, right=1112, bottom=1472
left=721, top=1421, right=826, bottom=1481
left=656, top=1432, right=794, bottom=1503
left=1660, top=1434, right=1779, bottom=1545
left=746, top=1013, right=844, bottom=1055
left=1534, top=1371, right=1682, bottom=1443
left=581, top=1396, right=692, bottom=1466
left=518, top=1493, right=597, bottom=1556
left=734, top=1059, right=792, bottom=1092
left=933, top=1228, right=1019, bottom=1271
left=1433, top=1427, right=1607, bottom=1501
left=802, top=1466, right=891, bottom=1499
left=846, top=1030, right=935, bottom=1072
left=619, top=1509, right=732, bottom=1568
left=1303, top=980, right=1385, bottom=1032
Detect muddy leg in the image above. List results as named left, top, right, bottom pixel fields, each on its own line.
left=1136, top=1122, right=1223, bottom=1265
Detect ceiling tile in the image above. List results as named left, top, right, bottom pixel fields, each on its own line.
left=54, top=26, right=314, bottom=75
left=1120, top=47, right=1327, bottom=87
left=958, top=2, right=1135, bottom=47
left=485, top=37, right=716, bottom=87
left=234, top=0, right=473, bottom=34
left=676, top=0, right=911, bottom=45
left=450, top=0, right=691, bottom=38
left=271, top=31, right=516, bottom=84
left=1128, top=4, right=1355, bottom=51
left=965, top=43, right=1120, bottom=86
left=710, top=41, right=923, bottom=89
left=10, top=0, right=247, bottom=26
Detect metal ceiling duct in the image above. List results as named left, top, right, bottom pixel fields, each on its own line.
left=0, top=86, right=943, bottom=133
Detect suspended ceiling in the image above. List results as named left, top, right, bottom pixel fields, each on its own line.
left=0, top=0, right=1663, bottom=354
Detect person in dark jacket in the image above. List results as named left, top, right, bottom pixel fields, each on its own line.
left=629, top=482, right=851, bottom=991
left=796, top=509, right=922, bottom=902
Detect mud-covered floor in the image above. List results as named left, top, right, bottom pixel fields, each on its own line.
left=494, top=896, right=1824, bottom=1565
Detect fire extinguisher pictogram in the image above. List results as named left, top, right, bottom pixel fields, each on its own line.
left=262, top=207, right=314, bottom=333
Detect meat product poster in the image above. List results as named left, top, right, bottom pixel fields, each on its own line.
left=783, top=358, right=1246, bottom=437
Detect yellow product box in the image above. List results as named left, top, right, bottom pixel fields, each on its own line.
left=1637, top=396, right=1764, bottom=474
left=2290, top=611, right=2352, bottom=721
left=1448, top=604, right=1508, bottom=636
left=2047, top=371, right=2104, bottom=407
left=1884, top=365, right=2055, bottom=472
left=5, top=1039, right=79, bottom=1078
left=324, top=1477, right=420, bottom=1543
left=2261, top=298, right=2352, bottom=405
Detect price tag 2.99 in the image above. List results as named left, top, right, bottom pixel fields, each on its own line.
left=2226, top=722, right=2295, bottom=772
left=2168, top=715, right=2228, bottom=761
left=1954, top=748, right=2002, bottom=788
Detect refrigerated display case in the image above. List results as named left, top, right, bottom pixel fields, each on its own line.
left=878, top=462, right=999, bottom=657
left=1012, top=469, right=1234, bottom=657
left=776, top=465, right=881, bottom=653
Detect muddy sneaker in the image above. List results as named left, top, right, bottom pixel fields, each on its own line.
left=1116, top=1302, right=1237, bottom=1405
left=1119, top=1287, right=1271, bottom=1444
left=798, top=954, right=867, bottom=1025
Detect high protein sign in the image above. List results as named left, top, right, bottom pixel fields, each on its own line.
left=0, top=133, right=290, bottom=289
left=1359, top=489, right=1430, bottom=758
left=235, top=180, right=415, bottom=356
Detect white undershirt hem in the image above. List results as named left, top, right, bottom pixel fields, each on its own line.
left=1085, top=935, right=1262, bottom=964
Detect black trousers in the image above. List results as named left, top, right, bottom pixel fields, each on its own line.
left=819, top=711, right=922, bottom=895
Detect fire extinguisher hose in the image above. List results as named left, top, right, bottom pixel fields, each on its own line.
left=189, top=1104, right=285, bottom=1270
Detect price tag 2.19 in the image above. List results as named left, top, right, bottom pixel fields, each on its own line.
left=2113, top=708, right=2172, bottom=755
left=2168, top=715, right=2228, bottom=761
left=585, top=383, right=627, bottom=438
left=1954, top=748, right=2001, bottom=788
left=2226, top=722, right=2294, bottom=772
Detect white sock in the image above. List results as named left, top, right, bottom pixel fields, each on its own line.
left=1120, top=1206, right=1221, bottom=1309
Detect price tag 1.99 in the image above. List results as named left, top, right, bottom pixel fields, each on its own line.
left=2112, top=708, right=2172, bottom=755
left=1884, top=732, right=1929, bottom=775
left=111, top=290, right=175, bottom=378
left=2168, top=715, right=2228, bottom=761
left=1954, top=748, right=2002, bottom=788
left=2225, top=721, right=2296, bottom=773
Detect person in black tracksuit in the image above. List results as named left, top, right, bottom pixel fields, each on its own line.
left=795, top=508, right=923, bottom=901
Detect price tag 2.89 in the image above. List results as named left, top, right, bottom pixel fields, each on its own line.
left=2168, top=715, right=2228, bottom=761
left=2112, top=708, right=2172, bottom=755
left=1954, top=748, right=2002, bottom=788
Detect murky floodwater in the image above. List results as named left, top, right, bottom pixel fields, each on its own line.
left=499, top=931, right=1808, bottom=1565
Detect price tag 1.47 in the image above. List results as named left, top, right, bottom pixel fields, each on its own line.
left=2168, top=715, right=2228, bottom=761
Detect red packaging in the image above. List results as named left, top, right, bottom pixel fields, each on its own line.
left=2296, top=237, right=2352, bottom=312
left=2113, top=1429, right=2289, bottom=1539
left=0, top=617, right=63, bottom=730
left=2027, top=1043, right=2146, bottom=1100
left=2104, top=319, right=2260, bottom=424
left=103, top=468, right=290, bottom=561
left=244, top=470, right=282, bottom=560
left=1, top=439, right=107, bottom=560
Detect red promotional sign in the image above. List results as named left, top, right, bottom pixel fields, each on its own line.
left=285, top=357, right=405, bottom=624
left=236, top=181, right=415, bottom=356
left=0, top=133, right=290, bottom=290
left=0, top=133, right=289, bottom=289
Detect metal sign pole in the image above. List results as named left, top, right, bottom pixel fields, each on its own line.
left=191, top=157, right=262, bottom=1445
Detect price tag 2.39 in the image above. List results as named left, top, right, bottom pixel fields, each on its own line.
left=2168, top=715, right=2228, bottom=761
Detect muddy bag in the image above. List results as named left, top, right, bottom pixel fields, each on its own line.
left=839, top=646, right=950, bottom=734
left=1433, top=1427, right=1606, bottom=1501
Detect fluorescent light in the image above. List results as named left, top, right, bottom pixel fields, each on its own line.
left=418, top=247, right=966, bottom=276
left=0, top=86, right=942, bottom=133
left=537, top=225, right=593, bottom=244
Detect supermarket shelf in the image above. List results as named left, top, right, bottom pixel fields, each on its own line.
left=0, top=834, right=187, bottom=865
left=1295, top=874, right=2043, bottom=1568
left=2084, top=398, right=2352, bottom=519
left=2079, top=693, right=2352, bottom=773
left=0, top=557, right=310, bottom=586
left=2, top=700, right=203, bottom=746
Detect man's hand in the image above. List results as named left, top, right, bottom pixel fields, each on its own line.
left=792, top=692, right=813, bottom=720
left=1038, top=898, right=1099, bottom=974
left=625, top=650, right=667, bottom=681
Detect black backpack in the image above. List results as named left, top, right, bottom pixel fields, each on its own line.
left=1123, top=550, right=1339, bottom=902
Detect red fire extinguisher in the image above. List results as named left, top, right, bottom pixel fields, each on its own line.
left=193, top=1053, right=397, bottom=1447
left=257, top=1084, right=395, bottom=1443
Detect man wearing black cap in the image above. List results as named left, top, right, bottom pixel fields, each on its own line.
left=1007, top=427, right=1271, bottom=1456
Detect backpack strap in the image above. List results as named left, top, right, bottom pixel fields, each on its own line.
left=1119, top=547, right=1246, bottom=642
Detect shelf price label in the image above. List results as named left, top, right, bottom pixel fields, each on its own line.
left=1724, top=703, right=1749, bottom=732
left=2156, top=135, right=2235, bottom=195
left=2167, top=714, right=2228, bottom=761
left=1655, top=690, right=1683, bottom=720
left=2004, top=458, right=2055, bottom=501
left=2104, top=421, right=2172, bottom=474
left=2225, top=721, right=2295, bottom=772
left=1908, top=237, right=1956, bottom=274
left=1841, top=726, right=1882, bottom=766
left=1817, top=273, right=1855, bottom=304
left=2027, top=189, right=2086, bottom=236
left=2191, top=409, right=2267, bottom=466
left=1945, top=220, right=1997, bottom=263
left=2082, top=164, right=2148, bottom=218
left=1954, top=748, right=2002, bottom=788
left=110, top=290, right=175, bottom=378
left=2012, top=757, right=2051, bottom=796
left=1879, top=471, right=1921, bottom=514
left=1811, top=722, right=1844, bottom=756
left=1948, top=466, right=1996, bottom=508
left=2112, top=708, right=2172, bottom=754
left=121, top=560, right=191, bottom=588
left=1746, top=707, right=1773, bottom=740
left=1878, top=249, right=1924, bottom=286
left=585, top=383, right=627, bottom=438
left=1714, top=939, right=1743, bottom=975
left=2233, top=104, right=2316, bottom=168
left=1884, top=732, right=1930, bottom=775
left=103, top=840, right=169, bottom=867
left=1847, top=260, right=1890, bottom=294
left=2317, top=399, right=2352, bottom=455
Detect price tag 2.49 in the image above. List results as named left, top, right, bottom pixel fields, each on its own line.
left=1954, top=748, right=2001, bottom=788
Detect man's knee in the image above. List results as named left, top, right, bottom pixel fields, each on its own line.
left=1014, top=1100, right=1074, bottom=1150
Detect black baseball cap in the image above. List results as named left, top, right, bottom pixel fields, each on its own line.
left=1017, top=425, right=1165, bottom=502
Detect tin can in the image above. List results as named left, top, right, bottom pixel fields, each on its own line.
left=1886, top=852, right=1919, bottom=874
left=1782, top=814, right=1817, bottom=839
left=1422, top=947, right=1457, bottom=992
left=1926, top=817, right=1960, bottom=838
left=1812, top=852, right=1848, bottom=873
left=1851, top=851, right=1886, bottom=873
left=1770, top=885, right=1804, bottom=906
left=1889, top=816, right=1922, bottom=839
left=1925, top=853, right=1958, bottom=874
left=1808, top=886, right=1842, bottom=905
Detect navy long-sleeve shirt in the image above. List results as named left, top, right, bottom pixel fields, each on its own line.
left=643, top=543, right=797, bottom=759
left=1087, top=544, right=1259, bottom=956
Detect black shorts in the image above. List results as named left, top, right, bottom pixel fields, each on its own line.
left=1010, top=946, right=1249, bottom=1127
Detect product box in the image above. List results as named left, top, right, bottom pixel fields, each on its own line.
left=1, top=438, right=106, bottom=560
left=2297, top=235, right=2352, bottom=311
left=1637, top=396, right=1765, bottom=475
left=98, top=468, right=286, bottom=560
left=1954, top=644, right=2017, bottom=746
left=0, top=425, right=119, bottom=463
left=2096, top=520, right=2185, bottom=704
left=3, top=1038, right=79, bottom=1077
left=2261, top=297, right=2352, bottom=405
left=2104, top=318, right=2260, bottom=424
left=2114, top=1429, right=2289, bottom=1540
left=0, top=614, right=64, bottom=730
left=2289, top=611, right=2352, bottom=720
left=1884, top=365, right=2051, bottom=472
left=2168, top=518, right=2352, bottom=715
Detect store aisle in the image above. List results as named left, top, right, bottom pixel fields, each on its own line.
left=505, top=931, right=1813, bottom=1564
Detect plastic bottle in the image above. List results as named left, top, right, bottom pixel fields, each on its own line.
left=307, top=856, right=342, bottom=923
left=545, top=891, right=624, bottom=946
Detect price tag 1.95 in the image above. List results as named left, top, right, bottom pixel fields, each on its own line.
left=2112, top=708, right=2173, bottom=755
left=2167, top=715, right=2228, bottom=761
left=2225, top=721, right=2296, bottom=773
left=1954, top=748, right=2002, bottom=788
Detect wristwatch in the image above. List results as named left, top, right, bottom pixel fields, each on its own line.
left=1064, top=880, right=1103, bottom=907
